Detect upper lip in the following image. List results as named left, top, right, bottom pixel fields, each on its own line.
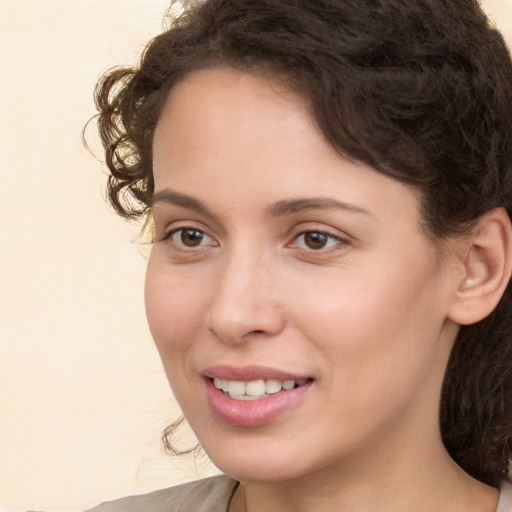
left=202, top=364, right=312, bottom=382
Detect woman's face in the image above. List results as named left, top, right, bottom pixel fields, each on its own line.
left=146, top=68, right=460, bottom=482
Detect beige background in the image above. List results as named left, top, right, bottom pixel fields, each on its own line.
left=1, top=1, right=511, bottom=511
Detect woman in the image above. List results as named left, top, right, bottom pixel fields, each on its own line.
left=88, top=0, right=512, bottom=510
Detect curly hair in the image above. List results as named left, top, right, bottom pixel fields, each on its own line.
left=93, top=0, right=512, bottom=486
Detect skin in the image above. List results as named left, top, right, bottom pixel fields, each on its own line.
left=146, top=68, right=500, bottom=512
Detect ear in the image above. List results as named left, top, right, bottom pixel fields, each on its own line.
left=448, top=208, right=512, bottom=326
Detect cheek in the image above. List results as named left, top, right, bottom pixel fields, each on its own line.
left=291, top=271, right=449, bottom=445
left=144, top=257, right=206, bottom=361
left=292, top=260, right=447, bottom=387
left=144, top=259, right=214, bottom=416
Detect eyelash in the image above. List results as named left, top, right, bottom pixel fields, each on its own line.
left=288, top=230, right=348, bottom=253
left=161, top=227, right=217, bottom=249
left=160, top=226, right=348, bottom=254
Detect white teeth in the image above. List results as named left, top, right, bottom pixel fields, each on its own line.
left=213, top=377, right=307, bottom=400
left=265, top=379, right=282, bottom=394
left=228, top=380, right=245, bottom=397
left=231, top=394, right=260, bottom=401
left=282, top=379, right=295, bottom=390
left=214, top=377, right=229, bottom=391
left=246, top=380, right=266, bottom=396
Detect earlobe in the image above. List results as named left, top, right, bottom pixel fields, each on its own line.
left=448, top=208, right=512, bottom=326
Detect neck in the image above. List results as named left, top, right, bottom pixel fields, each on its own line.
left=229, top=433, right=499, bottom=512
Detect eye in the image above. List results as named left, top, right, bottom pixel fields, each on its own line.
left=168, top=227, right=215, bottom=248
left=292, top=231, right=344, bottom=251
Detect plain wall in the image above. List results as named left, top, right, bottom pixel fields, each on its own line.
left=1, top=1, right=511, bottom=510
left=0, top=2, right=219, bottom=511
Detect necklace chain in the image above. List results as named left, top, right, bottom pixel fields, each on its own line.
left=242, top=484, right=248, bottom=512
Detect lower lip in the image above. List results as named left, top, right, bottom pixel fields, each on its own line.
left=205, top=378, right=312, bottom=427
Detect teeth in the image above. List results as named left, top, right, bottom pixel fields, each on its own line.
left=230, top=394, right=260, bottom=401
left=282, top=379, right=295, bottom=390
left=214, top=378, right=230, bottom=392
left=265, top=379, right=282, bottom=394
left=246, top=380, right=266, bottom=396
left=228, top=380, right=245, bottom=397
left=213, top=377, right=307, bottom=400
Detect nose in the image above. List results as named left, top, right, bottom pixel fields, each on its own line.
left=205, top=250, right=285, bottom=344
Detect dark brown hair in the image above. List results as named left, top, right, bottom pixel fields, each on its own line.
left=93, top=0, right=512, bottom=486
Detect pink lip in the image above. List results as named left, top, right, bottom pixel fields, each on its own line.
left=202, top=364, right=311, bottom=382
left=202, top=365, right=313, bottom=428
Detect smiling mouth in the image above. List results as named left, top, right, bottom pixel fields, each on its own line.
left=212, top=377, right=311, bottom=401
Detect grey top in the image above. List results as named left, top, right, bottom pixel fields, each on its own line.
left=86, top=475, right=512, bottom=512
left=498, top=478, right=512, bottom=512
left=85, top=475, right=237, bottom=512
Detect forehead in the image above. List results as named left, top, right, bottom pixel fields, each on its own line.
left=152, top=67, right=422, bottom=228
left=154, top=67, right=309, bottom=159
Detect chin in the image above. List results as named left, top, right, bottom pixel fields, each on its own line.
left=196, top=430, right=314, bottom=483
left=213, top=456, right=304, bottom=483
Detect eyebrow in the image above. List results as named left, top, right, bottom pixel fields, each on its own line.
left=266, top=197, right=373, bottom=217
left=151, top=189, right=373, bottom=218
left=151, top=189, right=215, bottom=218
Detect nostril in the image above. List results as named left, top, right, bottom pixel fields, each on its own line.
left=206, top=298, right=286, bottom=343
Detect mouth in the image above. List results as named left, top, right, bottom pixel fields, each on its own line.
left=202, top=366, right=314, bottom=427
left=212, top=377, right=311, bottom=401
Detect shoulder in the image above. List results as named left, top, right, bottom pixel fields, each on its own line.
left=85, top=475, right=238, bottom=512
left=497, top=479, right=512, bottom=512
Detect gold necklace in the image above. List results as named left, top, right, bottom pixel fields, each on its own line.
left=228, top=483, right=248, bottom=512
left=242, top=485, right=248, bottom=512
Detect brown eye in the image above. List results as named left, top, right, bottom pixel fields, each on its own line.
left=180, top=229, right=205, bottom=247
left=303, top=232, right=329, bottom=249
left=168, top=228, right=213, bottom=248
left=293, top=231, right=344, bottom=251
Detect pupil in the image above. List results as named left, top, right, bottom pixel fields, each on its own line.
left=181, top=229, right=203, bottom=247
left=305, top=232, right=327, bottom=249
